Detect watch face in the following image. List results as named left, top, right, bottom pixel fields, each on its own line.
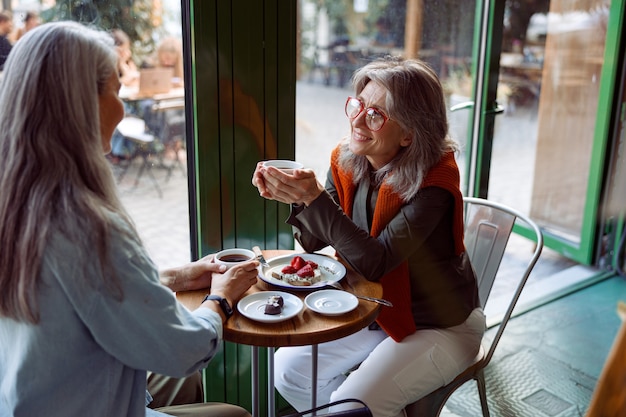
left=220, top=299, right=233, bottom=317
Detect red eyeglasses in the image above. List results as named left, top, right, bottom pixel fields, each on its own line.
left=344, top=96, right=390, bottom=132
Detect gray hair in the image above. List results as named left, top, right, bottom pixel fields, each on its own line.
left=339, top=57, right=458, bottom=201
left=0, top=21, right=135, bottom=322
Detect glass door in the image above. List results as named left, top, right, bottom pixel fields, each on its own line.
left=485, top=0, right=623, bottom=264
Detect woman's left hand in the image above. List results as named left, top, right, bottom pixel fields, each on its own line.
left=159, top=253, right=225, bottom=292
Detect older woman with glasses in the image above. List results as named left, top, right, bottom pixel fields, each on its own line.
left=251, top=57, right=486, bottom=416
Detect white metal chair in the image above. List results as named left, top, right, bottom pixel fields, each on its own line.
left=404, top=197, right=544, bottom=417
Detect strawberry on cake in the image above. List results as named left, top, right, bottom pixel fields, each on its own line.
left=271, top=256, right=322, bottom=286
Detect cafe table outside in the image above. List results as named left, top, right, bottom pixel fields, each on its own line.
left=176, top=249, right=383, bottom=417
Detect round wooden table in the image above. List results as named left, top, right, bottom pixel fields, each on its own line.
left=176, top=250, right=383, bottom=417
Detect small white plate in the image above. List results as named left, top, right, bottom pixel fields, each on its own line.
left=237, top=291, right=304, bottom=323
left=304, top=290, right=358, bottom=316
left=259, top=253, right=347, bottom=290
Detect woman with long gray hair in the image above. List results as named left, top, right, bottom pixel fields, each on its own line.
left=252, top=57, right=486, bottom=416
left=0, top=21, right=258, bottom=417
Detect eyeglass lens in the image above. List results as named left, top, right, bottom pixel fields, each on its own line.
left=345, top=97, right=386, bottom=131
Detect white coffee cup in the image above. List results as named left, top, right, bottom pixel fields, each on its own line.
left=263, top=160, right=304, bottom=172
left=214, top=248, right=256, bottom=269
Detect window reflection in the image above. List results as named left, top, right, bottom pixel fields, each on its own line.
left=4, top=0, right=190, bottom=269
left=297, top=0, right=611, bottom=247
left=493, top=0, right=609, bottom=242
left=296, top=0, right=477, bottom=191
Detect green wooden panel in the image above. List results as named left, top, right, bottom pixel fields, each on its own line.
left=188, top=1, right=297, bottom=415
left=190, top=1, right=224, bottom=254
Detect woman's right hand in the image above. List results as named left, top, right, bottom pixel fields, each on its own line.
left=208, top=260, right=259, bottom=307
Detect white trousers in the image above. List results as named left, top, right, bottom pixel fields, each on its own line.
left=274, top=308, right=486, bottom=417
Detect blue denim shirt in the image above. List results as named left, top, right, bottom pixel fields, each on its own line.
left=0, top=212, right=222, bottom=417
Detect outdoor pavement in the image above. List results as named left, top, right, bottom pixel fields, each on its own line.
left=113, top=150, right=191, bottom=271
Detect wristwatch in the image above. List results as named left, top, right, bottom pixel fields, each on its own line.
left=202, top=294, right=233, bottom=319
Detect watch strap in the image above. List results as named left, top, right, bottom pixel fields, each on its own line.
left=202, top=294, right=233, bottom=319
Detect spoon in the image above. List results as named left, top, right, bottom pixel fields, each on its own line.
left=325, top=280, right=393, bottom=307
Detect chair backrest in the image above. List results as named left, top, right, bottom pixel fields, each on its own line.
left=463, top=197, right=543, bottom=365
left=116, top=116, right=154, bottom=143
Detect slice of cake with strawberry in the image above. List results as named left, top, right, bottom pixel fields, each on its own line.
left=271, top=256, right=322, bottom=286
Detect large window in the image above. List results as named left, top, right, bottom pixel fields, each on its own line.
left=296, top=0, right=477, bottom=192
left=2, top=0, right=191, bottom=270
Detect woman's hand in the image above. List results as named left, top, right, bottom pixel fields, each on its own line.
left=159, top=253, right=224, bottom=292
left=252, top=162, right=325, bottom=206
left=162, top=254, right=259, bottom=319
left=208, top=260, right=260, bottom=306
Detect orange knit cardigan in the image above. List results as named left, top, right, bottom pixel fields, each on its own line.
left=330, top=147, right=465, bottom=342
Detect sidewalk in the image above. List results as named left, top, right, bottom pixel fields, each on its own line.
left=114, top=152, right=192, bottom=270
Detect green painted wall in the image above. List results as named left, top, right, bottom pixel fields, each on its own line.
left=186, top=1, right=297, bottom=414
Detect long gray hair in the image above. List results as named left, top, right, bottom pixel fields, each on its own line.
left=0, top=22, right=136, bottom=323
left=339, top=57, right=458, bottom=201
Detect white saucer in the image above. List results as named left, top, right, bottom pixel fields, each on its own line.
left=304, top=290, right=358, bottom=316
left=237, top=291, right=303, bottom=323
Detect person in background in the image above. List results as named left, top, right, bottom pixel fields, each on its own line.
left=11, top=10, right=40, bottom=43
left=0, top=21, right=257, bottom=417
left=139, top=36, right=186, bottom=154
left=372, top=17, right=395, bottom=48
left=252, top=57, right=485, bottom=417
left=143, top=36, right=185, bottom=87
left=109, top=28, right=140, bottom=162
left=0, top=11, right=13, bottom=70
left=111, top=28, right=139, bottom=87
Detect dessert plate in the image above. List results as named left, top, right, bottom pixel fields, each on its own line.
left=304, top=290, right=358, bottom=316
left=259, top=253, right=346, bottom=290
left=237, top=291, right=303, bottom=323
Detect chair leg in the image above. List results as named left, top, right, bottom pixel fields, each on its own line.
left=133, top=153, right=163, bottom=198
left=475, top=371, right=490, bottom=417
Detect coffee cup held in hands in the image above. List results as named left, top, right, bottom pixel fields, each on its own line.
left=214, top=248, right=256, bottom=270
left=263, top=160, right=303, bottom=174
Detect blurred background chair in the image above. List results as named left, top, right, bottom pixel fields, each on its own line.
left=114, top=116, right=169, bottom=198
left=144, top=99, right=187, bottom=178
left=404, top=196, right=544, bottom=417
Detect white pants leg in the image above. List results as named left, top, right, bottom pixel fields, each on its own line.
left=330, top=308, right=486, bottom=417
left=275, top=308, right=486, bottom=417
left=274, top=326, right=387, bottom=411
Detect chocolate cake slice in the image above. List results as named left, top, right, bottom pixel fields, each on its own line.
left=264, top=295, right=284, bottom=315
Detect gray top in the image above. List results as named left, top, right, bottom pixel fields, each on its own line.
left=288, top=170, right=479, bottom=329
left=0, top=212, right=222, bottom=417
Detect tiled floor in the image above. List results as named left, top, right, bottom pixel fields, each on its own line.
left=443, top=274, right=626, bottom=417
